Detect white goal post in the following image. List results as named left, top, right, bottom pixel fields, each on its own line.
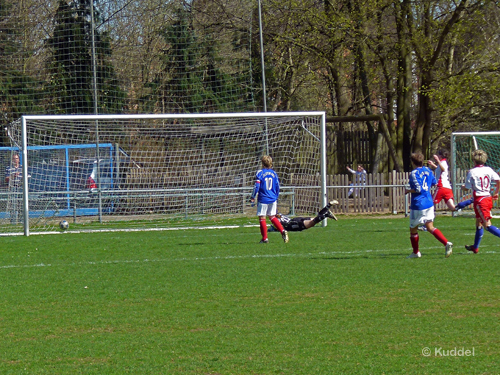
left=1, top=112, right=327, bottom=236
left=451, top=131, right=500, bottom=212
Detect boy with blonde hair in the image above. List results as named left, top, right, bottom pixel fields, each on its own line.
left=461, top=149, right=500, bottom=253
left=250, top=155, right=289, bottom=243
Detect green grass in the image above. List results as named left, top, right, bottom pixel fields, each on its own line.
left=0, top=215, right=499, bottom=374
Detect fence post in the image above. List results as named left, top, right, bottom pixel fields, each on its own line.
left=390, top=170, right=396, bottom=214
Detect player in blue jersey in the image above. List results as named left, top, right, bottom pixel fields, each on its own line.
left=250, top=155, right=289, bottom=243
left=405, top=152, right=453, bottom=258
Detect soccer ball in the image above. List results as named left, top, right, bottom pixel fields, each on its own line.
left=59, top=220, right=69, bottom=230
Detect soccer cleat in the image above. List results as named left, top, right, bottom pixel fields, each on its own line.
left=407, top=252, right=421, bottom=258
left=282, top=230, right=289, bottom=243
left=417, top=225, right=427, bottom=232
left=465, top=245, right=479, bottom=254
left=260, top=239, right=269, bottom=244
left=445, top=242, right=453, bottom=258
left=320, top=200, right=339, bottom=216
left=328, top=199, right=339, bottom=207
left=325, top=209, right=338, bottom=221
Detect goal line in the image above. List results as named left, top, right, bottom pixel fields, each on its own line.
left=2, top=112, right=327, bottom=236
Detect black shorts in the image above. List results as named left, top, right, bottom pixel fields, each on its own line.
left=282, top=217, right=309, bottom=232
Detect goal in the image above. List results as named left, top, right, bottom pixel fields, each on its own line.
left=2, top=112, right=327, bottom=235
left=451, top=131, right=500, bottom=212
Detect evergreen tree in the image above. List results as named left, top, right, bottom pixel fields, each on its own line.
left=0, top=0, right=43, bottom=145
left=45, top=0, right=125, bottom=114
left=149, top=6, right=246, bottom=113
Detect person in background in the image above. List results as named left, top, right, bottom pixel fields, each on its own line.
left=5, top=153, right=23, bottom=224
left=5, top=153, right=22, bottom=186
left=346, top=165, right=367, bottom=197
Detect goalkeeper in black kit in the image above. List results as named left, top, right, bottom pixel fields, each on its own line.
left=271, top=200, right=339, bottom=232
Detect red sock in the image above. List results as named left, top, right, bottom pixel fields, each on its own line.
left=270, top=216, right=285, bottom=233
left=410, top=234, right=419, bottom=254
left=259, top=218, right=268, bottom=240
left=430, top=228, right=448, bottom=246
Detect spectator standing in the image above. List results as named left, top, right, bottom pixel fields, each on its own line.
left=5, top=153, right=23, bottom=224
left=346, top=165, right=367, bottom=197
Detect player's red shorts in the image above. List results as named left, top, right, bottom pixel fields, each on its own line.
left=474, top=195, right=493, bottom=221
left=433, top=187, right=454, bottom=205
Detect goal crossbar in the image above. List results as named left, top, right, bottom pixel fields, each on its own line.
left=13, top=112, right=327, bottom=236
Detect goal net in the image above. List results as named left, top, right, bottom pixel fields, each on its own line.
left=451, top=131, right=500, bottom=214
left=1, top=113, right=326, bottom=235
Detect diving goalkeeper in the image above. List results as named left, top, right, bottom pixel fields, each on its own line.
left=271, top=200, right=339, bottom=232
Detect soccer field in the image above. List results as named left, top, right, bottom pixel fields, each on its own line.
left=0, top=215, right=498, bottom=374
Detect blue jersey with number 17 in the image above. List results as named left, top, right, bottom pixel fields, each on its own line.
left=409, top=166, right=437, bottom=210
left=253, top=168, right=280, bottom=204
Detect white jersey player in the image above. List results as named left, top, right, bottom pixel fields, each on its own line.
left=427, top=149, right=456, bottom=210
left=464, top=164, right=500, bottom=197
left=461, top=149, right=500, bottom=254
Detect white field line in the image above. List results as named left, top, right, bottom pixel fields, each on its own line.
left=0, top=245, right=498, bottom=270
left=0, top=224, right=262, bottom=237
left=5, top=220, right=474, bottom=237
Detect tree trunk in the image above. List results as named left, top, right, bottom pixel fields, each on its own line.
left=352, top=7, right=377, bottom=173
left=331, top=56, right=352, bottom=172
left=414, top=69, right=433, bottom=156
left=395, top=0, right=413, bottom=171
left=409, top=0, right=471, bottom=157
left=327, top=115, right=402, bottom=172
